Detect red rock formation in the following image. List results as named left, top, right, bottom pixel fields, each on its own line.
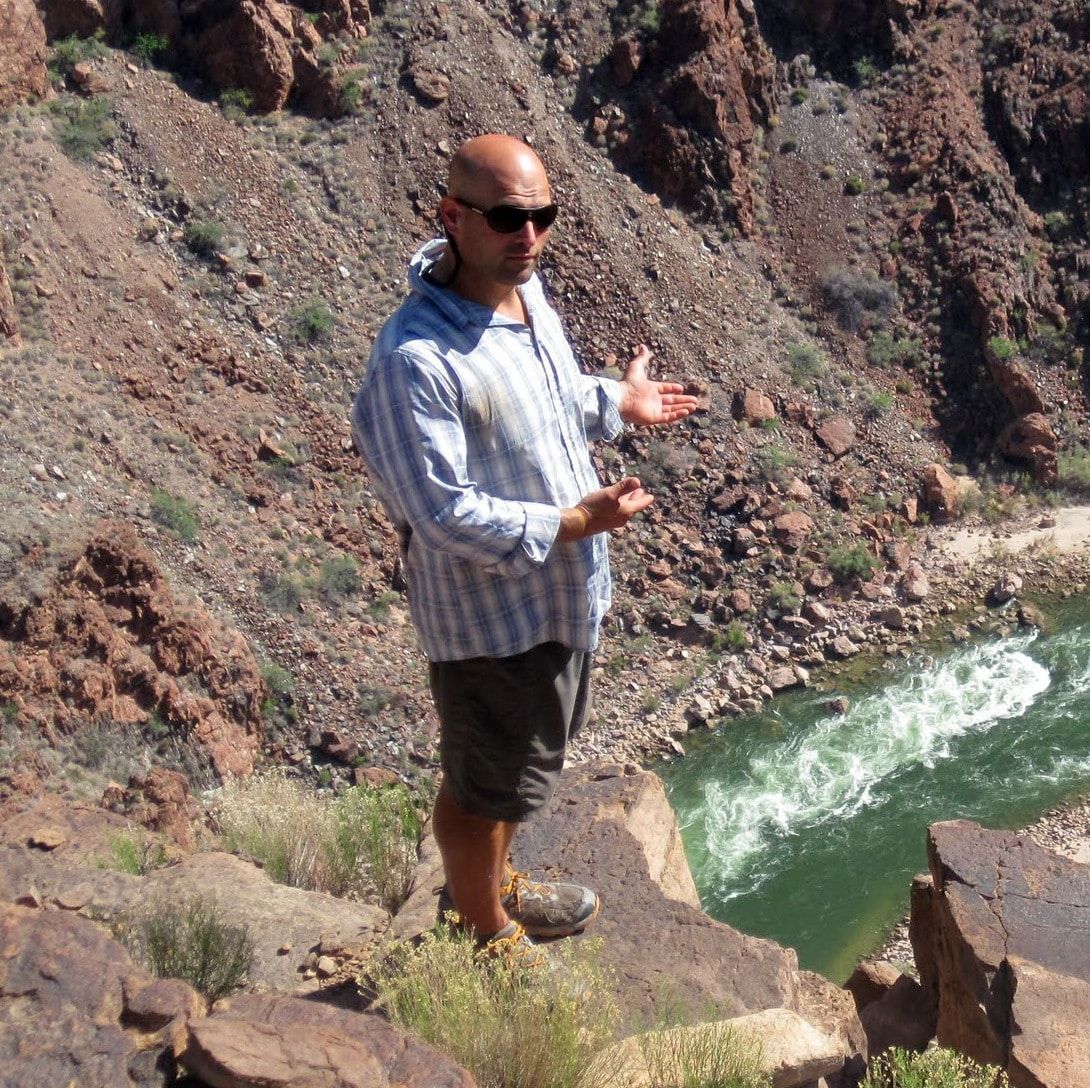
left=0, top=0, right=48, bottom=109
left=919, top=463, right=958, bottom=519
left=613, top=0, right=776, bottom=232
left=0, top=261, right=19, bottom=344
left=997, top=412, right=1058, bottom=485
left=0, top=522, right=263, bottom=780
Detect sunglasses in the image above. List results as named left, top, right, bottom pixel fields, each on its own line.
left=452, top=197, right=559, bottom=234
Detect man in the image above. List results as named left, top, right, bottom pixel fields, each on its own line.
left=353, top=134, right=697, bottom=957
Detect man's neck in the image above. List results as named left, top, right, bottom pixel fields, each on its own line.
left=430, top=248, right=527, bottom=323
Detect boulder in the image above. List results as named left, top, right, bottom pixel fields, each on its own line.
left=846, top=961, right=934, bottom=1057
left=920, top=463, right=960, bottom=519
left=0, top=902, right=203, bottom=1086
left=184, top=994, right=475, bottom=1088
left=910, top=820, right=1090, bottom=1086
left=899, top=562, right=930, bottom=602
left=987, top=572, right=1023, bottom=607
left=772, top=511, right=814, bottom=550
left=0, top=0, right=48, bottom=109
left=0, top=845, right=389, bottom=994
left=513, top=763, right=865, bottom=1064
left=733, top=387, right=776, bottom=424
left=815, top=416, right=856, bottom=458
left=591, top=1007, right=847, bottom=1088
left=997, top=412, right=1058, bottom=485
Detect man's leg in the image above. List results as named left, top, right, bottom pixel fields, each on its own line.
left=432, top=777, right=516, bottom=936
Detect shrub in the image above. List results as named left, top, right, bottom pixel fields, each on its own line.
left=219, top=87, right=254, bottom=118
left=291, top=298, right=335, bottom=344
left=118, top=896, right=253, bottom=1002
left=769, top=581, right=801, bottom=611
left=778, top=136, right=798, bottom=153
left=844, top=176, right=866, bottom=195
left=790, top=87, right=810, bottom=105
left=105, top=833, right=168, bottom=875
left=50, top=96, right=116, bottom=160
left=48, top=30, right=107, bottom=82
left=753, top=443, right=797, bottom=483
left=1043, top=210, right=1070, bottom=240
left=339, top=72, right=366, bottom=114
left=853, top=56, right=880, bottom=86
left=986, top=335, right=1017, bottom=362
left=822, top=270, right=897, bottom=332
left=861, top=1046, right=1009, bottom=1087
left=1057, top=447, right=1090, bottom=495
left=150, top=490, right=199, bottom=542
left=826, top=543, right=878, bottom=582
left=710, top=621, right=749, bottom=653
left=864, top=390, right=894, bottom=420
left=329, top=784, right=421, bottom=911
left=183, top=219, right=224, bottom=258
left=370, top=925, right=617, bottom=1088
left=317, top=554, right=360, bottom=603
left=132, top=32, right=169, bottom=66
left=215, top=771, right=422, bottom=908
left=786, top=342, right=825, bottom=386
left=867, top=332, right=923, bottom=369
left=633, top=1022, right=770, bottom=1088
left=261, top=571, right=310, bottom=612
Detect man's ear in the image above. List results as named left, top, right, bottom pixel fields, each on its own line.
left=438, top=196, right=460, bottom=236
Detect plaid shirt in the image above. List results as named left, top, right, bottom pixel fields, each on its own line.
left=353, top=240, right=625, bottom=662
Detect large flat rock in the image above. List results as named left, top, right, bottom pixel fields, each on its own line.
left=911, top=819, right=1090, bottom=1087
left=184, top=993, right=475, bottom=1088
left=0, top=845, right=389, bottom=994
left=512, top=762, right=865, bottom=1066
left=0, top=902, right=203, bottom=1086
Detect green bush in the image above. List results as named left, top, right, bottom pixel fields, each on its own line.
left=329, top=784, right=421, bottom=912
left=261, top=571, right=310, bottom=612
left=48, top=30, right=107, bottom=82
left=986, top=336, right=1017, bottom=362
left=864, top=390, right=894, bottom=420
left=1043, top=210, right=1070, bottom=240
left=1057, top=447, right=1090, bottom=494
left=370, top=925, right=617, bottom=1088
left=753, top=443, right=797, bottom=483
left=339, top=72, right=366, bottom=114
left=50, top=96, right=116, bottom=160
left=786, top=343, right=825, bottom=386
left=769, top=581, right=801, bottom=611
left=183, top=220, right=224, bottom=258
left=853, top=56, right=880, bottom=86
left=861, top=1046, right=1009, bottom=1088
left=219, top=87, right=254, bottom=118
left=104, top=833, right=168, bottom=876
left=826, top=543, right=878, bottom=582
left=822, top=270, right=897, bottom=332
left=634, top=1022, right=771, bottom=1088
left=132, top=33, right=169, bottom=66
left=710, top=622, right=749, bottom=653
left=150, top=490, right=199, bottom=542
left=867, top=332, right=923, bottom=370
left=291, top=298, right=335, bottom=344
left=844, top=176, right=866, bottom=195
left=790, top=87, right=810, bottom=105
left=317, top=554, right=360, bottom=603
left=119, top=896, right=253, bottom=1002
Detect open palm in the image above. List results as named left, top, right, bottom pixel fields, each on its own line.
left=619, top=345, right=700, bottom=426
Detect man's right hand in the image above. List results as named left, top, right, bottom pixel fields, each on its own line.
left=558, top=477, right=654, bottom=541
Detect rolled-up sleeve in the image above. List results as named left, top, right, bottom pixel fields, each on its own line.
left=580, top=375, right=625, bottom=443
left=354, top=349, right=561, bottom=577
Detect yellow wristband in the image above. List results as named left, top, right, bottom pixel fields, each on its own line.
left=575, top=503, right=593, bottom=534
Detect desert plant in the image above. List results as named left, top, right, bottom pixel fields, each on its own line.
left=633, top=1022, right=771, bottom=1088
left=261, top=570, right=310, bottom=612
left=48, top=30, right=107, bottom=82
left=710, top=621, right=749, bottom=654
left=105, top=833, right=168, bottom=875
left=183, top=219, right=224, bottom=258
left=853, top=56, right=880, bottom=86
left=864, top=390, right=894, bottom=420
left=291, top=298, right=335, bottom=344
left=219, top=87, right=254, bottom=118
left=119, top=896, right=253, bottom=1002
left=752, top=443, right=797, bottom=483
left=317, top=554, right=360, bottom=604
left=150, top=490, right=199, bottom=542
left=860, top=1046, right=1009, bottom=1088
left=844, top=176, right=866, bottom=195
left=369, top=925, right=617, bottom=1088
left=131, top=32, right=169, bottom=66
left=867, top=332, right=923, bottom=370
left=768, top=581, right=801, bottom=611
left=1057, top=447, right=1090, bottom=494
left=826, top=543, right=878, bottom=582
left=986, top=335, right=1017, bottom=362
left=50, top=96, right=116, bottom=160
left=786, top=342, right=825, bottom=386
left=821, top=270, right=897, bottom=332
left=328, top=783, right=421, bottom=911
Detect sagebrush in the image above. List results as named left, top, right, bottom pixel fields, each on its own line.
left=861, top=1047, right=1009, bottom=1088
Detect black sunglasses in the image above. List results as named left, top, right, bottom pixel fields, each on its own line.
left=452, top=197, right=559, bottom=234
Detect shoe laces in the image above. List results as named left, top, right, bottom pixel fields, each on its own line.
left=499, top=865, right=550, bottom=914
left=477, top=921, right=546, bottom=970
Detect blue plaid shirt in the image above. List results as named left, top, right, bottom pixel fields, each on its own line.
left=352, top=240, right=625, bottom=662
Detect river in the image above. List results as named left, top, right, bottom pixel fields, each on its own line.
left=658, top=594, right=1090, bottom=983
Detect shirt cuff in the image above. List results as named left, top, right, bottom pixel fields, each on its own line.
left=598, top=377, right=626, bottom=441
left=501, top=501, right=562, bottom=577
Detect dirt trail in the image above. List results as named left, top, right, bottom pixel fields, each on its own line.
left=936, top=506, right=1090, bottom=565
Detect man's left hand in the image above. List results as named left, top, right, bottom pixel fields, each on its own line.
left=619, top=344, right=700, bottom=427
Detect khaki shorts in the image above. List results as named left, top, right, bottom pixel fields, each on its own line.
left=428, top=641, right=592, bottom=822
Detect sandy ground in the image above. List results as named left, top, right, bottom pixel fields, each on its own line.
left=936, top=505, right=1090, bottom=564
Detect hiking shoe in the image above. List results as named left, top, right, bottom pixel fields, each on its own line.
left=474, top=920, right=550, bottom=971
left=437, top=867, right=600, bottom=938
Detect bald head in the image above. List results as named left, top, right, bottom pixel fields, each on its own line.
left=448, top=135, right=550, bottom=205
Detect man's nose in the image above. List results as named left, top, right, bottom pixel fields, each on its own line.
left=514, top=219, right=537, bottom=243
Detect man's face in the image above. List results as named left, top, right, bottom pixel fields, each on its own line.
left=442, top=154, right=554, bottom=291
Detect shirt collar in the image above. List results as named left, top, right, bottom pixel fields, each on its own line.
left=408, top=238, right=539, bottom=330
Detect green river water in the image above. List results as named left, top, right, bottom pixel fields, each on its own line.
left=658, top=594, right=1090, bottom=983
